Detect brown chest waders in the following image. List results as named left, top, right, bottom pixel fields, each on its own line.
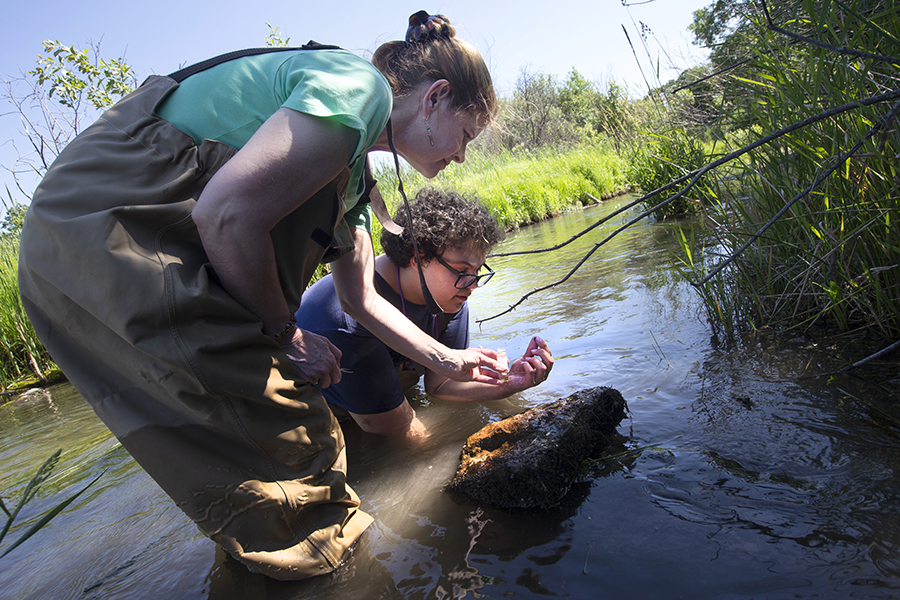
left=18, top=46, right=372, bottom=580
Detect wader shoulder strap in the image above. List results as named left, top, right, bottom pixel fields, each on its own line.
left=168, top=41, right=341, bottom=82
left=168, top=43, right=403, bottom=239
left=371, top=276, right=457, bottom=341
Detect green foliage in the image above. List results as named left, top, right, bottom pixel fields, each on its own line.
left=374, top=142, right=627, bottom=231
left=630, top=131, right=716, bottom=217
left=498, top=67, right=653, bottom=153
left=500, top=69, right=578, bottom=151
left=264, top=23, right=291, bottom=48
left=1, top=193, right=27, bottom=239
left=0, top=450, right=102, bottom=560
left=30, top=40, right=135, bottom=111
left=665, top=65, right=723, bottom=133
left=0, top=237, right=55, bottom=386
left=679, top=0, right=900, bottom=338
left=1, top=39, right=136, bottom=202
left=684, top=1, right=807, bottom=132
left=558, top=70, right=596, bottom=129
left=688, top=2, right=739, bottom=56
left=595, top=81, right=639, bottom=151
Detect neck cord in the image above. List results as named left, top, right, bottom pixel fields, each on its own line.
left=386, top=119, right=444, bottom=314
left=397, top=264, right=407, bottom=316
left=397, top=263, right=438, bottom=337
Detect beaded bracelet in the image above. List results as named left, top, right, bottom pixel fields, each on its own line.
left=271, top=314, right=297, bottom=341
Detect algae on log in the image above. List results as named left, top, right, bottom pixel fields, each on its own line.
left=445, top=386, right=627, bottom=509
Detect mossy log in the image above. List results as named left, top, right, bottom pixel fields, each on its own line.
left=446, top=386, right=627, bottom=509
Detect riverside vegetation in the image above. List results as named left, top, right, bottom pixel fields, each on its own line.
left=1, top=0, right=898, bottom=392
left=0, top=0, right=897, bottom=566
left=670, top=0, right=900, bottom=343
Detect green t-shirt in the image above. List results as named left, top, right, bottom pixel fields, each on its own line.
left=156, top=48, right=392, bottom=231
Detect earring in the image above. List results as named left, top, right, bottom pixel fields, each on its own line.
left=425, top=115, right=434, bottom=146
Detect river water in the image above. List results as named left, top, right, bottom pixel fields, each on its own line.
left=2, top=195, right=899, bottom=599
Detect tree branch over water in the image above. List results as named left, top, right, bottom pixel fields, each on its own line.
left=479, top=87, right=900, bottom=324
left=695, top=95, right=900, bottom=287
left=760, top=0, right=900, bottom=66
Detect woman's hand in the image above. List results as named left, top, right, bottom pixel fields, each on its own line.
left=441, top=347, right=510, bottom=383
left=424, top=336, right=554, bottom=401
left=277, top=327, right=343, bottom=388
left=504, top=336, right=554, bottom=392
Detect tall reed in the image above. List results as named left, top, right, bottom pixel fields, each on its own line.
left=680, top=0, right=900, bottom=339
left=0, top=236, right=55, bottom=388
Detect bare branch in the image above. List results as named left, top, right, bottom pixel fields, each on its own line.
left=695, top=96, right=900, bottom=286
left=836, top=338, right=900, bottom=373
left=761, top=0, right=900, bottom=66
left=478, top=87, right=900, bottom=324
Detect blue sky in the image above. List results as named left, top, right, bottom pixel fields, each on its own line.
left=1, top=0, right=710, bottom=204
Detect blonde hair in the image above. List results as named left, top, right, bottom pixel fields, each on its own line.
left=372, top=14, right=498, bottom=124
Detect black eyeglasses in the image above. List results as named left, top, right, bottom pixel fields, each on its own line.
left=434, top=256, right=495, bottom=288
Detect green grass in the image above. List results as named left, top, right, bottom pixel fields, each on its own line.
left=1, top=449, right=103, bottom=561
left=0, top=236, right=56, bottom=390
left=373, top=141, right=628, bottom=232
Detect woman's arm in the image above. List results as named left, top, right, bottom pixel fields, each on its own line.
left=192, top=107, right=356, bottom=383
left=330, top=226, right=508, bottom=383
left=424, top=336, right=554, bottom=401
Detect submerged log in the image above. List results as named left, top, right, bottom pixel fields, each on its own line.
left=446, top=387, right=627, bottom=509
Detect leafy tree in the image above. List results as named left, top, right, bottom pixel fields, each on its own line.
left=30, top=40, right=134, bottom=112
left=685, top=0, right=805, bottom=131
left=1, top=198, right=27, bottom=238
left=557, top=69, right=597, bottom=130
left=264, top=23, right=291, bottom=48
left=501, top=68, right=580, bottom=151
left=595, top=81, right=636, bottom=151
left=0, top=39, right=136, bottom=203
left=688, top=0, right=743, bottom=48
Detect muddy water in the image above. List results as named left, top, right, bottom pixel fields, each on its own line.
left=2, top=196, right=899, bottom=599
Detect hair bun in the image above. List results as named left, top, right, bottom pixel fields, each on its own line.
left=405, top=11, right=454, bottom=45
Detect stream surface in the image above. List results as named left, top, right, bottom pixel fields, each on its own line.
left=2, top=195, right=899, bottom=599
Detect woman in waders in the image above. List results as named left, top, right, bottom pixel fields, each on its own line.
left=17, top=11, right=505, bottom=580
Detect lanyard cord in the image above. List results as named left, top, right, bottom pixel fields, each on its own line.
left=386, top=120, right=444, bottom=314
left=397, top=264, right=438, bottom=337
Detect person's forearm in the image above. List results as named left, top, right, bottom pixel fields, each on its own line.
left=331, top=228, right=459, bottom=372
left=426, top=377, right=515, bottom=402
left=192, top=107, right=357, bottom=335
left=426, top=339, right=553, bottom=400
